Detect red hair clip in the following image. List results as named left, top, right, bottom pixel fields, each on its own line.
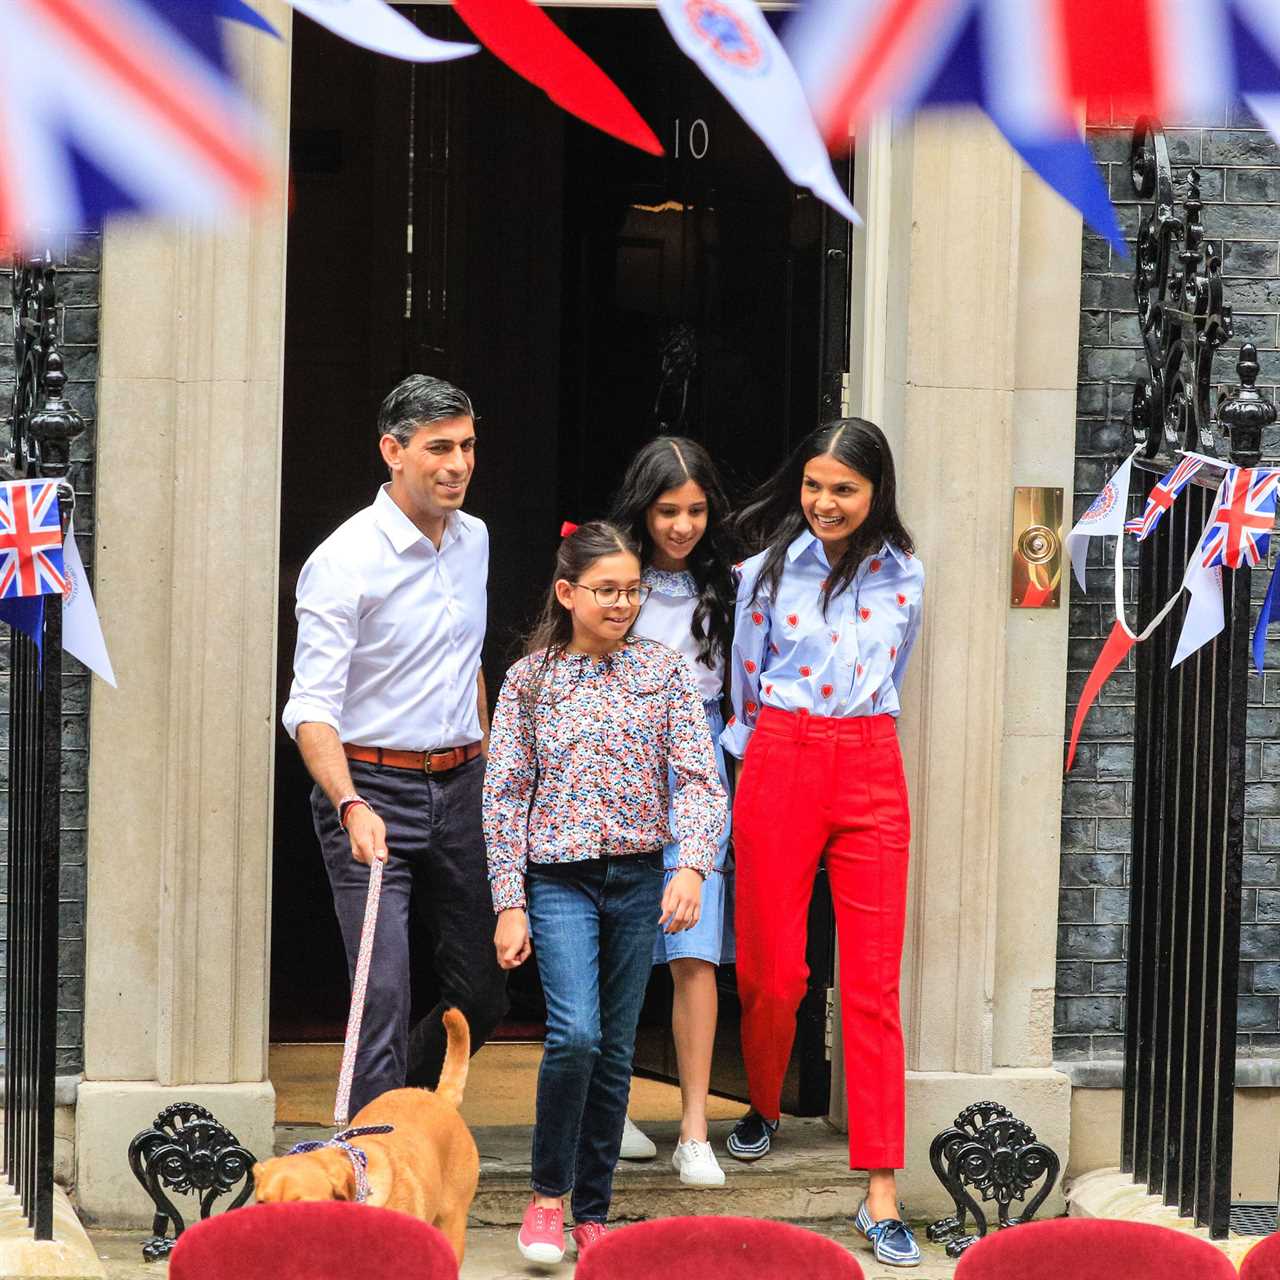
left=560, top=521, right=580, bottom=538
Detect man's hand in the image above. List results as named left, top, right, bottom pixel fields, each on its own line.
left=495, top=908, right=532, bottom=968
left=346, top=804, right=388, bottom=865
left=659, top=868, right=703, bottom=934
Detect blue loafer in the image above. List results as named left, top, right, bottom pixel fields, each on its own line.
left=854, top=1199, right=922, bottom=1268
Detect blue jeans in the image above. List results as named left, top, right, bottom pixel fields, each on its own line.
left=527, top=852, right=664, bottom=1223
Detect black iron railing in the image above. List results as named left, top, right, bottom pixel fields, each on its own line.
left=1120, top=118, right=1276, bottom=1239
left=2, top=253, right=82, bottom=1237
left=1123, top=464, right=1250, bottom=1238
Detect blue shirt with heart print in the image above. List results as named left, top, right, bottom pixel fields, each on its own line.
left=720, top=531, right=925, bottom=759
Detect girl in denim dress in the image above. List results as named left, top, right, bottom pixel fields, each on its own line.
left=608, top=437, right=736, bottom=1189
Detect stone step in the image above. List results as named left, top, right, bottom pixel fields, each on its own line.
left=276, top=1117, right=867, bottom=1225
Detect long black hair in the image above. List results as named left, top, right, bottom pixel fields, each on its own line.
left=608, top=436, right=735, bottom=668
left=732, top=419, right=913, bottom=613
left=521, top=521, right=641, bottom=705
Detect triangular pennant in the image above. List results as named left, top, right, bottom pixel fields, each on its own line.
left=61, top=519, right=115, bottom=687
left=287, top=0, right=477, bottom=62
left=657, top=0, right=860, bottom=225
left=1171, top=551, right=1224, bottom=668
left=992, top=120, right=1127, bottom=256
left=1064, top=450, right=1135, bottom=591
left=452, top=0, right=661, bottom=155
left=1066, top=620, right=1134, bottom=773
left=1255, top=557, right=1280, bottom=674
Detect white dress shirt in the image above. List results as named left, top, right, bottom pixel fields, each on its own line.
left=282, top=485, right=488, bottom=750
left=630, top=567, right=725, bottom=702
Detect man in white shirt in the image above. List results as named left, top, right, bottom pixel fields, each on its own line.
left=282, top=374, right=507, bottom=1114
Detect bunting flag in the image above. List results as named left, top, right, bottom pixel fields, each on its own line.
left=1065, top=620, right=1134, bottom=772
left=1124, top=454, right=1208, bottom=541
left=212, top=0, right=280, bottom=37
left=1064, top=449, right=1135, bottom=591
left=658, top=0, right=860, bottom=224
left=285, top=0, right=475, bottom=61
left=991, top=119, right=1125, bottom=255
left=1066, top=478, right=1204, bottom=771
left=1172, top=537, right=1225, bottom=668
left=452, top=0, right=662, bottom=154
left=0, top=596, right=44, bottom=663
left=0, top=480, right=66, bottom=599
left=0, top=0, right=273, bottom=241
left=61, top=519, right=116, bottom=686
left=1255, top=556, right=1280, bottom=674
left=1199, top=465, right=1280, bottom=569
left=783, top=0, right=1280, bottom=256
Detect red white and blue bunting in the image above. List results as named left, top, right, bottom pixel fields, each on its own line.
left=1066, top=451, right=1280, bottom=771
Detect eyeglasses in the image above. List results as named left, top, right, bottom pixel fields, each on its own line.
left=571, top=583, right=652, bottom=607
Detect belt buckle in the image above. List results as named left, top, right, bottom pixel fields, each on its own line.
left=424, top=749, right=450, bottom=776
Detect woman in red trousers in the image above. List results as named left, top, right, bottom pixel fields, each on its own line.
left=721, top=418, right=923, bottom=1268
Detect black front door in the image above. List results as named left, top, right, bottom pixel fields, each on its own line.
left=274, top=4, right=852, bottom=1115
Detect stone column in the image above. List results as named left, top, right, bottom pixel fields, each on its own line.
left=847, top=110, right=1075, bottom=1211
left=75, top=4, right=293, bottom=1223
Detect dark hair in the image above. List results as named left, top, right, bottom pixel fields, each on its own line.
left=376, top=374, right=475, bottom=446
left=521, top=521, right=641, bottom=704
left=732, top=418, right=914, bottom=613
left=608, top=436, right=735, bottom=669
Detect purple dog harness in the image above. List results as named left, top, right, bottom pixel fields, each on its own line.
left=287, top=1125, right=395, bottom=1204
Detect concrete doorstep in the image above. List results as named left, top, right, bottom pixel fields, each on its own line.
left=278, top=1116, right=869, bottom=1225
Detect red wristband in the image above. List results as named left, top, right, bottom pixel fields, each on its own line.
left=339, top=797, right=371, bottom=830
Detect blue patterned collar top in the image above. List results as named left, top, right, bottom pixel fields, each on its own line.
left=483, top=637, right=728, bottom=912
left=721, top=532, right=925, bottom=759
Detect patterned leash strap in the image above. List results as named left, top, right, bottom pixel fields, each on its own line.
left=334, top=855, right=385, bottom=1127
left=288, top=1125, right=395, bottom=1204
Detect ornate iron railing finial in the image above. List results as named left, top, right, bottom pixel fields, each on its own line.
left=7, top=252, right=84, bottom=490
left=1128, top=117, right=1253, bottom=463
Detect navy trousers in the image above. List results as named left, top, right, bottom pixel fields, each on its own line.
left=313, top=755, right=509, bottom=1115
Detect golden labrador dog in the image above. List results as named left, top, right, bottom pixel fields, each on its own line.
left=253, top=1008, right=480, bottom=1265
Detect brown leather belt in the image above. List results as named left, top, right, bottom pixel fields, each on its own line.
left=343, top=741, right=482, bottom=775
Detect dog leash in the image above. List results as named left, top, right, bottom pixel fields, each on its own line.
left=288, top=1125, right=395, bottom=1204
left=334, top=854, right=385, bottom=1127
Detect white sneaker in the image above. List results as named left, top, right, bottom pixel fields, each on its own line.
left=672, top=1138, right=726, bottom=1187
left=619, top=1115, right=657, bottom=1160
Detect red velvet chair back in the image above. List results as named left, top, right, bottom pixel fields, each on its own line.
left=954, top=1218, right=1237, bottom=1280
left=1241, top=1231, right=1280, bottom=1280
left=168, top=1202, right=459, bottom=1280
left=574, top=1216, right=863, bottom=1279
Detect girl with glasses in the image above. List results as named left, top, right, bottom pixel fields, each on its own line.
left=484, top=521, right=726, bottom=1266
left=607, top=437, right=737, bottom=1188
left=723, top=419, right=924, bottom=1269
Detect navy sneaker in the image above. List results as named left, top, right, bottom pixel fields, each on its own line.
left=854, top=1199, right=922, bottom=1268
left=725, top=1111, right=778, bottom=1162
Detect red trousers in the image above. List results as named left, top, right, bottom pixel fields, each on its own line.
left=734, top=706, right=910, bottom=1170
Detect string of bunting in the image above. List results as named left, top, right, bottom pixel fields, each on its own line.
left=1064, top=450, right=1280, bottom=772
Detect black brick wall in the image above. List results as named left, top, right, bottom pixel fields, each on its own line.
left=0, top=235, right=100, bottom=1074
left=1060, top=103, right=1280, bottom=1061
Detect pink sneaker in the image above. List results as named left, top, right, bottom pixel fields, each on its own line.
left=517, top=1198, right=565, bottom=1266
left=571, top=1222, right=608, bottom=1256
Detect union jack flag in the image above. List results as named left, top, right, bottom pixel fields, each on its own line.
left=0, top=481, right=66, bottom=600
left=1200, top=467, right=1280, bottom=570
left=0, top=0, right=271, bottom=243
left=1125, top=455, right=1206, bottom=541
left=785, top=0, right=1280, bottom=253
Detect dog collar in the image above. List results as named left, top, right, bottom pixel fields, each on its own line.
left=287, top=1124, right=395, bottom=1204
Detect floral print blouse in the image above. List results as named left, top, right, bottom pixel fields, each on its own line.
left=484, top=638, right=728, bottom=912
left=722, top=532, right=925, bottom=759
